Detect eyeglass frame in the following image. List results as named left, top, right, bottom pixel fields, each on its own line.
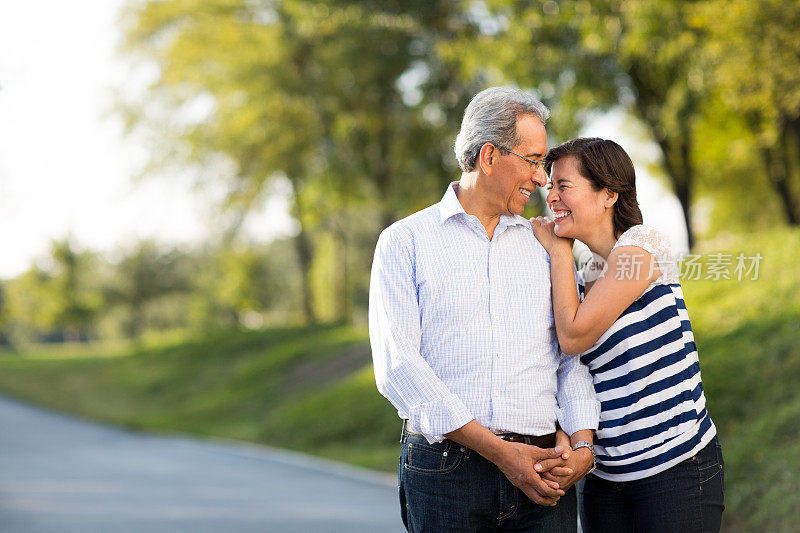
left=493, top=144, right=545, bottom=172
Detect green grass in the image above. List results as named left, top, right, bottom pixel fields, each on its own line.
left=682, top=229, right=800, bottom=532
left=1, top=228, right=799, bottom=530
left=0, top=325, right=402, bottom=471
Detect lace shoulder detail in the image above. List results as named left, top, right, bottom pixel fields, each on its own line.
left=612, top=224, right=679, bottom=284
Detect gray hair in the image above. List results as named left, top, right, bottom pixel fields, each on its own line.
left=454, top=86, right=550, bottom=172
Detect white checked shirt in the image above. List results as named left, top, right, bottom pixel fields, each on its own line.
left=369, top=183, right=599, bottom=444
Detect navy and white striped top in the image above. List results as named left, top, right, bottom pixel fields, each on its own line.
left=578, top=225, right=716, bottom=481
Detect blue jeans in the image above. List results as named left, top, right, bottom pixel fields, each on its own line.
left=398, top=432, right=577, bottom=532
left=579, top=435, right=725, bottom=532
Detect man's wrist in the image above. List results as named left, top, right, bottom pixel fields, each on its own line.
left=482, top=436, right=514, bottom=467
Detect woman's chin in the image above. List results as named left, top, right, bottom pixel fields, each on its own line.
left=553, top=223, right=572, bottom=239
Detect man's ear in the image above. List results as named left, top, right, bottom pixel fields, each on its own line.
left=604, top=189, right=618, bottom=208
left=478, top=143, right=497, bottom=175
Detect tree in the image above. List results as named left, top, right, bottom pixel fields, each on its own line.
left=47, top=240, right=101, bottom=341
left=105, top=241, right=191, bottom=339
left=693, top=0, right=800, bottom=225
left=4, top=266, right=54, bottom=343
left=120, top=0, right=475, bottom=324
left=449, top=0, right=708, bottom=247
left=2, top=240, right=101, bottom=343
left=120, top=0, right=325, bottom=323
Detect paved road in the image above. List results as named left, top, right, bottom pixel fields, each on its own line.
left=0, top=395, right=404, bottom=532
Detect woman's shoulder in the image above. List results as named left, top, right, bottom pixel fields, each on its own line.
left=613, top=224, right=673, bottom=257
left=613, top=224, right=679, bottom=284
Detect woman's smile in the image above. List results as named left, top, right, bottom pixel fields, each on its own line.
left=552, top=209, right=571, bottom=221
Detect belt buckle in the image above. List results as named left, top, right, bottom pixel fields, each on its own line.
left=497, top=433, right=526, bottom=443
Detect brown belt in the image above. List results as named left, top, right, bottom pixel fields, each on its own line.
left=495, top=432, right=556, bottom=448
left=401, top=420, right=556, bottom=449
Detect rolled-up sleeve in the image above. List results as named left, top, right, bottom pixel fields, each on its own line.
left=369, top=227, right=474, bottom=443
left=555, top=347, right=600, bottom=436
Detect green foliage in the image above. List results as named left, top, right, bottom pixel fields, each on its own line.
left=103, top=241, right=194, bottom=339
left=2, top=240, right=102, bottom=343
left=196, top=238, right=304, bottom=328
left=692, top=0, right=800, bottom=142
left=4, top=266, right=56, bottom=342
left=691, top=0, right=800, bottom=226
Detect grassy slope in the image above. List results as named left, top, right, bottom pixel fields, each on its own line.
left=683, top=229, right=800, bottom=532
left=0, top=228, right=798, bottom=530
left=0, top=326, right=400, bottom=471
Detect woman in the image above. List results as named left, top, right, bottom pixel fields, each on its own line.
left=530, top=138, right=724, bottom=532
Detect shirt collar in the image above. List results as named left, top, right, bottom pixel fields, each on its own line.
left=438, top=182, right=531, bottom=228
left=438, top=182, right=466, bottom=224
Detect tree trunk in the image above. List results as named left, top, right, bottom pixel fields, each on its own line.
left=339, top=223, right=351, bottom=325
left=293, top=226, right=316, bottom=325
left=674, top=175, right=694, bottom=250
left=761, top=145, right=799, bottom=225
left=128, top=302, right=144, bottom=340
left=676, top=117, right=695, bottom=250
left=779, top=118, right=800, bottom=225
left=745, top=114, right=799, bottom=225
left=654, top=134, right=695, bottom=250
left=375, top=79, right=395, bottom=232
left=289, top=178, right=317, bottom=325
left=631, top=78, right=696, bottom=250
left=790, top=114, right=800, bottom=171
left=784, top=115, right=800, bottom=225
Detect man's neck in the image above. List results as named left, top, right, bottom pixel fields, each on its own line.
left=456, top=174, right=503, bottom=240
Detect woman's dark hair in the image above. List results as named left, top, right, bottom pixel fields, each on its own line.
left=543, top=137, right=643, bottom=238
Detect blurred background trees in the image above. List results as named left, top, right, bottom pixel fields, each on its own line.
left=2, top=5, right=798, bottom=530
left=1, top=0, right=798, bottom=344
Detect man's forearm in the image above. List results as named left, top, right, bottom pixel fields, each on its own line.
left=444, top=420, right=508, bottom=464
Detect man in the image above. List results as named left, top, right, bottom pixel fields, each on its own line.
left=369, top=86, right=599, bottom=531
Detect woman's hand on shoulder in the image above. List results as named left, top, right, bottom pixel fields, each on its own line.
left=531, top=216, right=573, bottom=255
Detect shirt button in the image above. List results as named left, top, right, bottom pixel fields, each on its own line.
left=496, top=352, right=502, bottom=358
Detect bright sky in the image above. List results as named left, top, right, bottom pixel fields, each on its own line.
left=0, top=0, right=296, bottom=278
left=0, top=1, right=687, bottom=279
left=580, top=110, right=690, bottom=254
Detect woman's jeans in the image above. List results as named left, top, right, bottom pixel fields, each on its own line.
left=398, top=432, right=577, bottom=532
left=579, top=435, right=725, bottom=532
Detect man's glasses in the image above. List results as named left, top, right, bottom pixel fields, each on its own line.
left=496, top=145, right=545, bottom=172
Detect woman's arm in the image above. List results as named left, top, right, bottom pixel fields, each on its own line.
left=532, top=218, right=660, bottom=355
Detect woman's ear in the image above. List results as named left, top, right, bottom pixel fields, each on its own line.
left=604, top=189, right=618, bottom=209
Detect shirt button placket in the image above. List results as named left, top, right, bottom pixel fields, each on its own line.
left=488, top=239, right=503, bottom=419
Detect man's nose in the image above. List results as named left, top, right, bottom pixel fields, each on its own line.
left=531, top=166, right=547, bottom=188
